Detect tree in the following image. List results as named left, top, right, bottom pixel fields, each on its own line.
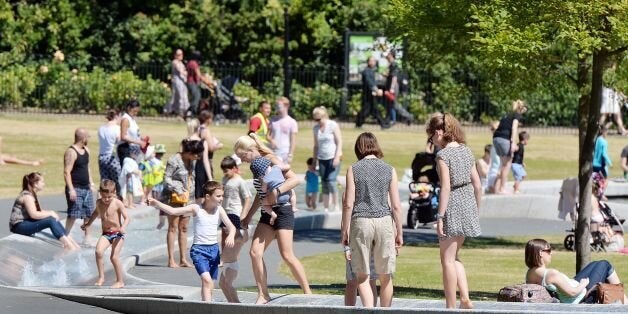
left=389, top=0, right=628, bottom=271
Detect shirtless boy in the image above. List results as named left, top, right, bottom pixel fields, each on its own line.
left=81, top=179, right=130, bottom=288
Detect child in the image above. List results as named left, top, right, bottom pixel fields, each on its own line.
left=250, top=156, right=289, bottom=225
left=118, top=145, right=142, bottom=208
left=81, top=179, right=130, bottom=288
left=476, top=144, right=491, bottom=192
left=149, top=181, right=236, bottom=302
left=305, top=157, right=319, bottom=210
left=511, top=131, right=529, bottom=194
left=139, top=145, right=156, bottom=204
left=152, top=144, right=167, bottom=229
left=487, top=122, right=501, bottom=193
left=219, top=155, right=252, bottom=303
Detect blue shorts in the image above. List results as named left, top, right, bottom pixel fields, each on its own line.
left=189, top=244, right=220, bottom=279
left=511, top=163, right=527, bottom=182
left=65, top=187, right=95, bottom=219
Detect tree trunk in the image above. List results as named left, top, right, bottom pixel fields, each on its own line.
left=576, top=50, right=606, bottom=272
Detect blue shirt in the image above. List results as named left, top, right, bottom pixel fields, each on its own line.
left=305, top=170, right=319, bottom=193
left=593, top=136, right=612, bottom=169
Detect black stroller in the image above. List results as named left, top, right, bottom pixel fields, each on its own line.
left=564, top=202, right=625, bottom=252
left=407, top=152, right=440, bottom=229
left=205, top=75, right=248, bottom=123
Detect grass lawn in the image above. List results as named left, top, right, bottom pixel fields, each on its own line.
left=2, top=113, right=620, bottom=198
left=274, top=235, right=628, bottom=300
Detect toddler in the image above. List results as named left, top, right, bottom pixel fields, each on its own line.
left=118, top=146, right=142, bottom=208
left=250, top=156, right=292, bottom=225
left=305, top=157, right=319, bottom=210
left=511, top=131, right=529, bottom=194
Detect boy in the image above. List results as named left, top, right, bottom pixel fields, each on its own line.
left=149, top=181, right=237, bottom=302
left=219, top=156, right=252, bottom=303
left=118, top=144, right=142, bottom=208
left=511, top=131, right=529, bottom=194
left=305, top=157, right=319, bottom=210
left=81, top=179, right=130, bottom=288
left=476, top=144, right=491, bottom=192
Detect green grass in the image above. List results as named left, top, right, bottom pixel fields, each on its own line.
left=275, top=235, right=628, bottom=300
left=0, top=113, right=625, bottom=198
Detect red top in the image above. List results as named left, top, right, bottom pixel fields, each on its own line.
left=249, top=116, right=263, bottom=132
left=186, top=60, right=199, bottom=84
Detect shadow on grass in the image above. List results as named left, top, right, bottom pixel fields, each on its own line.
left=404, top=236, right=528, bottom=249
left=241, top=284, right=497, bottom=301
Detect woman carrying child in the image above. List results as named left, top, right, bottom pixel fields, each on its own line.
left=235, top=134, right=311, bottom=304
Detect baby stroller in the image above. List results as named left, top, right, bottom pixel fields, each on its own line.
left=564, top=202, right=625, bottom=252
left=407, top=152, right=440, bottom=229
left=208, top=75, right=248, bottom=123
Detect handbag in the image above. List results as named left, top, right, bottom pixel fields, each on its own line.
left=170, top=173, right=191, bottom=205
left=597, top=283, right=624, bottom=304
left=497, top=284, right=558, bottom=303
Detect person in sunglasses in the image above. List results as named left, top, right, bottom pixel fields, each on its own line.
left=525, top=238, right=627, bottom=303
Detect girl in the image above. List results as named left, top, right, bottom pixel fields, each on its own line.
left=426, top=113, right=482, bottom=309
left=150, top=181, right=237, bottom=301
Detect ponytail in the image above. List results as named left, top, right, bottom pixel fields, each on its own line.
left=248, top=133, right=273, bottom=156
left=22, top=172, right=42, bottom=211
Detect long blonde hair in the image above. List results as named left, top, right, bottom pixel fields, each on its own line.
left=234, top=133, right=273, bottom=156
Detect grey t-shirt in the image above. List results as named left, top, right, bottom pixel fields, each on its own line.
left=222, top=176, right=252, bottom=216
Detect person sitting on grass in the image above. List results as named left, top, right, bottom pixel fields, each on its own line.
left=524, top=238, right=628, bottom=304
left=0, top=137, right=43, bottom=166
left=149, top=181, right=237, bottom=302
left=81, top=179, right=130, bottom=288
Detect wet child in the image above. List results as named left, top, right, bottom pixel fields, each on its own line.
left=118, top=145, right=142, bottom=208
left=81, top=179, right=130, bottom=288
left=219, top=155, right=251, bottom=303
left=511, top=131, right=529, bottom=194
left=149, top=181, right=236, bottom=302
left=305, top=157, right=319, bottom=210
left=152, top=144, right=167, bottom=229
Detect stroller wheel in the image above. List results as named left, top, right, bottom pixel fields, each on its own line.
left=563, top=234, right=575, bottom=251
left=407, top=208, right=420, bottom=230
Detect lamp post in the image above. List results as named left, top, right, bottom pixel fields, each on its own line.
left=283, top=6, right=291, bottom=100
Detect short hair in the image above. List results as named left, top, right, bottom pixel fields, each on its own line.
left=277, top=96, right=290, bottom=108
left=181, top=139, right=204, bottom=155
left=599, top=124, right=608, bottom=135
left=525, top=239, right=550, bottom=268
left=221, top=156, right=238, bottom=170
left=100, top=179, right=116, bottom=193
left=426, top=112, right=466, bottom=145
left=202, top=180, right=223, bottom=196
left=125, top=99, right=140, bottom=111
left=519, top=131, right=530, bottom=142
left=484, top=144, right=492, bottom=154
left=306, top=157, right=314, bottom=166
left=105, top=109, right=118, bottom=121
left=190, top=50, right=202, bottom=61
left=312, top=106, right=329, bottom=120
left=354, top=132, right=383, bottom=160
left=258, top=100, right=270, bottom=109
left=512, top=99, right=527, bottom=113
left=198, top=110, right=213, bottom=125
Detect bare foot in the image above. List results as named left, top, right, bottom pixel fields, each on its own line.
left=32, top=160, right=43, bottom=167
left=111, top=281, right=125, bottom=289
left=168, top=261, right=179, bottom=268
left=255, top=295, right=270, bottom=304
left=94, top=278, right=104, bottom=286
left=180, top=260, right=193, bottom=268
left=156, top=222, right=165, bottom=230
left=460, top=299, right=474, bottom=309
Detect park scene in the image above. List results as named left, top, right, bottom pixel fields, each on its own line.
left=0, top=1, right=628, bottom=313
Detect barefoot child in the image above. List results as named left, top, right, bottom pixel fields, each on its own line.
left=250, top=156, right=292, bottom=225
left=81, top=179, right=130, bottom=288
left=305, top=157, right=319, bottom=210
left=149, top=181, right=236, bottom=302
left=219, top=156, right=251, bottom=303
left=118, top=145, right=142, bottom=208
left=512, top=131, right=529, bottom=194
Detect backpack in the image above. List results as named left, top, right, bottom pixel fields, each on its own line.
left=497, top=284, right=559, bottom=303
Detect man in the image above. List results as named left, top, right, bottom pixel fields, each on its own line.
left=63, top=128, right=96, bottom=244
left=356, top=56, right=388, bottom=129
left=268, top=97, right=298, bottom=164
left=384, top=51, right=399, bottom=125
left=186, top=51, right=214, bottom=116
left=248, top=100, right=271, bottom=146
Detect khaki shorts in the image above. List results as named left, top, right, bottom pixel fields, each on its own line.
left=349, top=216, right=396, bottom=275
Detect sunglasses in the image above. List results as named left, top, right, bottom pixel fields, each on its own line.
left=541, top=248, right=552, bottom=254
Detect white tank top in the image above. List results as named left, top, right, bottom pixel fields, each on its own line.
left=122, top=112, right=140, bottom=142
left=192, top=204, right=221, bottom=245
left=98, top=124, right=120, bottom=155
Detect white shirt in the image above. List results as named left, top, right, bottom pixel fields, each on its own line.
left=314, top=120, right=338, bottom=160
left=122, top=112, right=140, bottom=142
left=193, top=204, right=222, bottom=245
left=270, top=115, right=298, bottom=157
left=98, top=124, right=120, bottom=156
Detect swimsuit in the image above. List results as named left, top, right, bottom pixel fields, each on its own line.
left=102, top=230, right=125, bottom=243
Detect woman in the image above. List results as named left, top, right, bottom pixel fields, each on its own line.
left=427, top=113, right=482, bottom=309
left=525, top=238, right=627, bottom=303
left=312, top=106, right=342, bottom=212
left=195, top=110, right=221, bottom=202
left=163, top=139, right=204, bottom=268
left=165, top=48, right=190, bottom=118
left=119, top=100, right=147, bottom=162
left=235, top=134, right=311, bottom=304
left=98, top=109, right=122, bottom=196
left=9, top=172, right=80, bottom=251
left=492, top=100, right=527, bottom=193
left=341, top=132, right=403, bottom=308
